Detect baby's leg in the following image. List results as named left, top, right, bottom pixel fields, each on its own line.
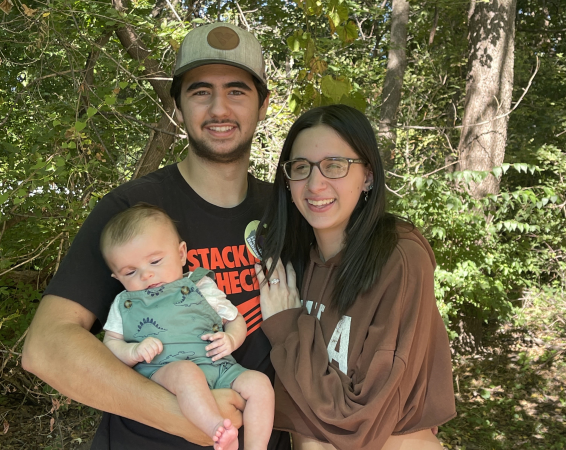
left=152, top=361, right=238, bottom=450
left=231, top=370, right=274, bottom=450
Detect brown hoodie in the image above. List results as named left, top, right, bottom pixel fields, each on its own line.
left=261, top=227, right=456, bottom=450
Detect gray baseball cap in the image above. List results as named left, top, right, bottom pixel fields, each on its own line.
left=174, top=22, right=267, bottom=86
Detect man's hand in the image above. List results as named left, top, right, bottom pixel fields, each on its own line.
left=132, top=337, right=163, bottom=363
left=202, top=332, right=236, bottom=361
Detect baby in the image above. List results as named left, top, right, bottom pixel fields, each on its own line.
left=100, top=203, right=274, bottom=450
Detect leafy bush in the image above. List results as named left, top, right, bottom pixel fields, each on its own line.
left=389, top=145, right=565, bottom=337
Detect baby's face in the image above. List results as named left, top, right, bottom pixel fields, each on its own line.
left=106, top=222, right=187, bottom=291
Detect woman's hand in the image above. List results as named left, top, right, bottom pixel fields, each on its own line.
left=256, top=259, right=301, bottom=320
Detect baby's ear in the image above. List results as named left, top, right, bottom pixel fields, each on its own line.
left=110, top=273, right=117, bottom=279
left=179, top=241, right=187, bottom=264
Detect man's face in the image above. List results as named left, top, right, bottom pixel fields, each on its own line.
left=175, top=64, right=269, bottom=164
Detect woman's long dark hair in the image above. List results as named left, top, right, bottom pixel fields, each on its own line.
left=258, top=104, right=409, bottom=316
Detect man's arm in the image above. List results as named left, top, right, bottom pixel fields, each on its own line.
left=22, top=294, right=245, bottom=445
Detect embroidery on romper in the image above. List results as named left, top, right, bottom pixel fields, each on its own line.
left=145, top=286, right=166, bottom=297
left=174, top=285, right=207, bottom=308
left=134, top=317, right=167, bottom=339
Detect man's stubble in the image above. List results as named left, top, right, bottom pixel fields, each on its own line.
left=188, top=130, right=253, bottom=164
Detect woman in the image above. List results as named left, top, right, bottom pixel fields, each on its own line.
left=255, top=105, right=456, bottom=450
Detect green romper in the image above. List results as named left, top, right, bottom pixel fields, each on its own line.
left=117, top=268, right=248, bottom=388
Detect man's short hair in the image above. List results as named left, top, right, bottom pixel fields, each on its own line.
left=100, top=203, right=181, bottom=261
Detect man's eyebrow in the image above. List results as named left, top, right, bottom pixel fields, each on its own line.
left=224, top=81, right=252, bottom=91
left=186, top=81, right=213, bottom=91
left=186, top=81, right=252, bottom=92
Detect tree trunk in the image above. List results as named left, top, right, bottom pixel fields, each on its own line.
left=457, top=0, right=517, bottom=198
left=114, top=25, right=178, bottom=179
left=378, top=0, right=409, bottom=169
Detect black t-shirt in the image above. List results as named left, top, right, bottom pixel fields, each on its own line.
left=44, top=164, right=290, bottom=450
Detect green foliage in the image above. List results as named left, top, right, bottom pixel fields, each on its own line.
left=389, top=147, right=565, bottom=331
left=0, top=278, right=41, bottom=347
left=281, top=0, right=375, bottom=113
left=0, top=0, right=565, bottom=350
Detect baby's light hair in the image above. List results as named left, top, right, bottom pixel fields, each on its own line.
left=100, top=203, right=181, bottom=263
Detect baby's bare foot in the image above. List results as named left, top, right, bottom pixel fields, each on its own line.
left=212, top=418, right=238, bottom=450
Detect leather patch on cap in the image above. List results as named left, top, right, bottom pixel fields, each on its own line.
left=207, top=26, right=240, bottom=50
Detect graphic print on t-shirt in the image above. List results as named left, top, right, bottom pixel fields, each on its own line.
left=186, top=245, right=259, bottom=293
left=237, top=295, right=262, bottom=335
left=186, top=238, right=262, bottom=336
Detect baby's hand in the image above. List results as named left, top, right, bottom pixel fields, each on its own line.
left=132, top=337, right=163, bottom=363
left=202, top=332, right=236, bottom=361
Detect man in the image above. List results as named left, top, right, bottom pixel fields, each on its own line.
left=22, top=22, right=290, bottom=450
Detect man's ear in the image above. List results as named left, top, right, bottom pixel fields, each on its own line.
left=174, top=106, right=184, bottom=125
left=258, top=92, right=271, bottom=121
left=179, top=241, right=187, bottom=265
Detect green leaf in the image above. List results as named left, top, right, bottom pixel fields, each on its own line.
left=119, top=81, right=129, bottom=89
left=105, top=95, right=117, bottom=106
left=74, top=121, right=87, bottom=132
left=87, top=107, right=97, bottom=118
left=414, top=177, right=424, bottom=190
left=337, top=90, right=367, bottom=112
left=305, top=0, right=323, bottom=15
left=336, top=21, right=358, bottom=44
left=304, top=38, right=315, bottom=64
left=288, top=93, right=301, bottom=115
left=0, top=192, right=9, bottom=205
left=514, top=163, right=528, bottom=173
left=321, top=75, right=351, bottom=102
left=327, top=10, right=340, bottom=32
left=287, top=35, right=300, bottom=53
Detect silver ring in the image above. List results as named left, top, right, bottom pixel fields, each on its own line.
left=270, top=278, right=280, bottom=285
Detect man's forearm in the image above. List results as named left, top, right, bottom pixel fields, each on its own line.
left=22, top=295, right=244, bottom=445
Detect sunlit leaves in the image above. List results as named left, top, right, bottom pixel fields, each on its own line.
left=321, top=74, right=350, bottom=102
left=336, top=21, right=358, bottom=44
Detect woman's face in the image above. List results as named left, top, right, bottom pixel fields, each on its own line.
left=288, top=124, right=373, bottom=247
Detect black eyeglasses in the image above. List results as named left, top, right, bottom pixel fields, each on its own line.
left=281, top=157, right=366, bottom=181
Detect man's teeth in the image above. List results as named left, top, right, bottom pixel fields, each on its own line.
left=308, top=199, right=334, bottom=206
left=209, top=126, right=234, bottom=132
